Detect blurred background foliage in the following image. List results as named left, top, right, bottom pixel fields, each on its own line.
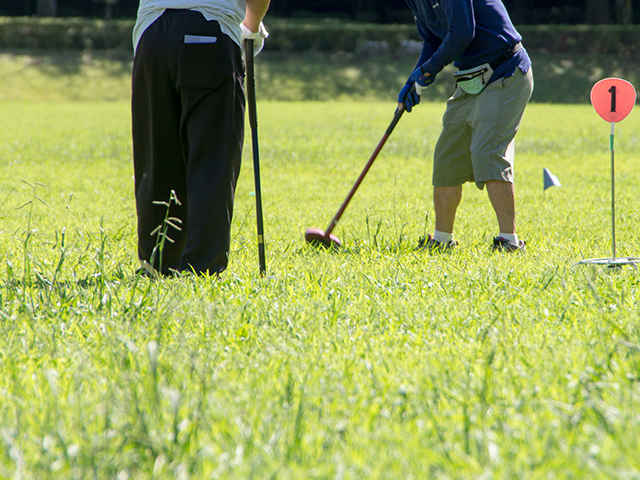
left=1, top=0, right=638, bottom=25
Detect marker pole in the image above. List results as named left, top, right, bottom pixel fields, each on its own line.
left=610, top=122, right=616, bottom=260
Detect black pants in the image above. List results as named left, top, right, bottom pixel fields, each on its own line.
left=132, top=9, right=245, bottom=275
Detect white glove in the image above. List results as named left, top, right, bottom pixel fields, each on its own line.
left=414, top=82, right=428, bottom=96
left=240, top=22, right=269, bottom=57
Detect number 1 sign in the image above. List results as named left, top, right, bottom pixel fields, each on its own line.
left=579, top=78, right=638, bottom=267
left=591, top=78, right=636, bottom=124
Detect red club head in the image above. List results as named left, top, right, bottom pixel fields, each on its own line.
left=304, top=228, right=342, bottom=249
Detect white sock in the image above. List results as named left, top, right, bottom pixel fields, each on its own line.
left=433, top=230, right=453, bottom=244
left=499, top=232, right=519, bottom=244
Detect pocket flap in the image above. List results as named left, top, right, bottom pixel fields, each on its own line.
left=184, top=35, right=217, bottom=44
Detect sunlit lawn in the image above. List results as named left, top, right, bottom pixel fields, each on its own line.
left=0, top=52, right=639, bottom=477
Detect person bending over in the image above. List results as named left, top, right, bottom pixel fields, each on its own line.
left=398, top=0, right=533, bottom=252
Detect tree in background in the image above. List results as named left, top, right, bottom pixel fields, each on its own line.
left=615, top=0, right=633, bottom=24
left=103, top=0, right=118, bottom=19
left=586, top=0, right=612, bottom=23
left=36, top=0, right=57, bottom=16
left=508, top=0, right=531, bottom=23
left=2, top=0, right=637, bottom=23
left=351, top=0, right=378, bottom=21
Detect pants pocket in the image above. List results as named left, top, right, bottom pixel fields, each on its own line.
left=177, top=22, right=232, bottom=89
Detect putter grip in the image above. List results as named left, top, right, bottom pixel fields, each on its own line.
left=386, top=106, right=404, bottom=136
left=245, top=39, right=258, bottom=131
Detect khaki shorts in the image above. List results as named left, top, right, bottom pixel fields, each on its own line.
left=433, top=68, right=534, bottom=189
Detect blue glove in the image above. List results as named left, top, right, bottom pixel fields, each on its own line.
left=409, top=65, right=436, bottom=90
left=397, top=80, right=420, bottom=112
left=398, top=65, right=436, bottom=112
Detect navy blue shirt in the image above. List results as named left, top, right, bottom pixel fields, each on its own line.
left=405, top=0, right=531, bottom=83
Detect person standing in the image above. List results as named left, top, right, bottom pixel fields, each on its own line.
left=398, top=0, right=533, bottom=252
left=132, top=0, right=270, bottom=276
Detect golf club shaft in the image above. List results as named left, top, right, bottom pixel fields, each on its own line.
left=245, top=39, right=267, bottom=274
left=324, top=106, right=405, bottom=237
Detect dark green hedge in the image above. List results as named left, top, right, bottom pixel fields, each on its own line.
left=519, top=25, right=638, bottom=56
left=0, top=17, right=133, bottom=50
left=1, top=17, right=639, bottom=55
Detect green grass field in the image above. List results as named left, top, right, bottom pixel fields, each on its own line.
left=1, top=50, right=640, bottom=478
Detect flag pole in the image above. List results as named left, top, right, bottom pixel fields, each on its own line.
left=610, top=121, right=616, bottom=260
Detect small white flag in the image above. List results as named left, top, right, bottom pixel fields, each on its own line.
left=543, top=168, right=561, bottom=190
